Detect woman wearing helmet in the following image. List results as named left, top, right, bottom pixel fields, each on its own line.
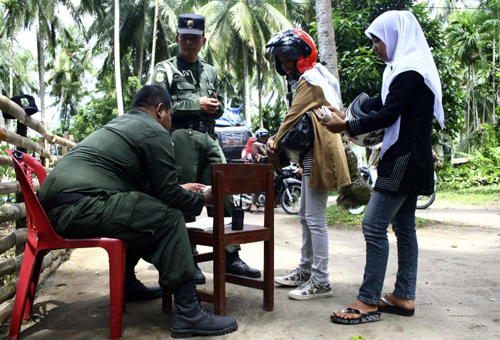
left=265, top=29, right=351, bottom=300
left=324, top=11, right=444, bottom=324
left=249, top=128, right=270, bottom=212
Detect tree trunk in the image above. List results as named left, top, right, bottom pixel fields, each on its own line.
left=315, top=0, right=340, bottom=84
left=314, top=0, right=371, bottom=208
left=9, top=38, right=13, bottom=98
left=257, top=55, right=263, bottom=128
left=242, top=41, right=251, bottom=126
left=149, top=0, right=160, bottom=79
left=37, top=4, right=46, bottom=122
left=493, top=36, right=496, bottom=124
left=115, top=0, right=124, bottom=116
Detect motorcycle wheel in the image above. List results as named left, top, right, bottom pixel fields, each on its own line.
left=416, top=192, right=436, bottom=209
left=233, top=194, right=251, bottom=211
left=281, top=184, right=301, bottom=215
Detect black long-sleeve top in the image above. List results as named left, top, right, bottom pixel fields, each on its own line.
left=346, top=71, right=435, bottom=195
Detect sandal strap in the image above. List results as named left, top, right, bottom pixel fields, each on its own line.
left=380, top=297, right=396, bottom=307
left=340, top=307, right=368, bottom=315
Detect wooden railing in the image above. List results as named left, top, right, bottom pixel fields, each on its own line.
left=0, top=95, right=76, bottom=326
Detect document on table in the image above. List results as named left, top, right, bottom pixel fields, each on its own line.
left=186, top=217, right=232, bottom=231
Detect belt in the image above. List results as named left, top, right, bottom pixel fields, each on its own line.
left=40, top=193, right=87, bottom=213
left=173, top=120, right=214, bottom=134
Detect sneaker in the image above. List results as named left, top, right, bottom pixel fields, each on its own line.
left=288, top=277, right=332, bottom=300
left=274, top=267, right=311, bottom=287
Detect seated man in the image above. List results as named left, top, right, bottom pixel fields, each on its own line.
left=38, top=85, right=238, bottom=338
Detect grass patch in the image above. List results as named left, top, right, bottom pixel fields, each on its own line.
left=437, top=185, right=500, bottom=206
left=326, top=204, right=432, bottom=226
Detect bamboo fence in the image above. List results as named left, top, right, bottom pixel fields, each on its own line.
left=0, top=95, right=76, bottom=326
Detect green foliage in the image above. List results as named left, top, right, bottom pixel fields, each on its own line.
left=326, top=202, right=431, bottom=227
left=252, top=99, right=287, bottom=136
left=349, top=337, right=367, bottom=340
left=68, top=96, right=119, bottom=141
left=326, top=204, right=364, bottom=226
left=437, top=124, right=500, bottom=189
left=309, top=1, right=465, bottom=140
left=438, top=186, right=500, bottom=206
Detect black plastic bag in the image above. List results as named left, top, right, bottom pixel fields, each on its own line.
left=281, top=112, right=314, bottom=151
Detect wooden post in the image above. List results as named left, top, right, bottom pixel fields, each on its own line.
left=62, top=131, right=69, bottom=155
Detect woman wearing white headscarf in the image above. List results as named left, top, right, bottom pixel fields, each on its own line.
left=324, top=11, right=444, bottom=324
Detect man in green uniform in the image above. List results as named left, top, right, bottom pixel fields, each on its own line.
left=438, top=138, right=452, bottom=162
left=38, top=86, right=238, bottom=338
left=150, top=14, right=260, bottom=283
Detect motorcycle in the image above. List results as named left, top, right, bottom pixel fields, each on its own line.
left=416, top=171, right=437, bottom=209
left=235, top=164, right=302, bottom=215
left=359, top=166, right=374, bottom=187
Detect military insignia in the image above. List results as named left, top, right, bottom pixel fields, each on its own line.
left=187, top=20, right=194, bottom=28
left=155, top=72, right=165, bottom=83
left=20, top=98, right=29, bottom=107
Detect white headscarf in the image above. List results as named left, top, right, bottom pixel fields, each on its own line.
left=365, top=10, right=445, bottom=158
left=301, top=63, right=342, bottom=109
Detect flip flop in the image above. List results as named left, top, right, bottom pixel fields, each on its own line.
left=330, top=308, right=381, bottom=325
left=378, top=297, right=415, bottom=317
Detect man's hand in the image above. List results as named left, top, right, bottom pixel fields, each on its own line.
left=200, top=96, right=219, bottom=114
left=202, top=187, right=214, bottom=206
left=321, top=109, right=347, bottom=134
left=181, top=183, right=206, bottom=193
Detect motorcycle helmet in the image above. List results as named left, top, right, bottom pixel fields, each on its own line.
left=265, top=29, right=317, bottom=76
left=255, top=128, right=269, bottom=140
left=345, top=93, right=385, bottom=147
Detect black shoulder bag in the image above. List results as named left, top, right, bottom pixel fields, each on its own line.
left=281, top=112, right=314, bottom=151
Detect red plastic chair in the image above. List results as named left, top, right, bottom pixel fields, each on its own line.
left=6, top=149, right=126, bottom=340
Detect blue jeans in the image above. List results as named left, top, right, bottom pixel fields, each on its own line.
left=357, top=191, right=418, bottom=305
left=298, top=175, right=330, bottom=284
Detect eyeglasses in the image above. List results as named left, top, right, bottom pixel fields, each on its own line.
left=178, top=35, right=203, bottom=42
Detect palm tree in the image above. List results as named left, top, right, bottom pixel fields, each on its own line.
left=47, top=25, right=93, bottom=125
left=3, top=0, right=83, bottom=122
left=200, top=0, right=292, bottom=126
left=114, top=0, right=124, bottom=115
left=446, top=9, right=491, bottom=134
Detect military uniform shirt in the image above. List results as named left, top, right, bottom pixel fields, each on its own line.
left=150, top=54, right=224, bottom=126
left=38, top=109, right=205, bottom=217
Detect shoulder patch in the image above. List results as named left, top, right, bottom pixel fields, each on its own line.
left=155, top=72, right=165, bottom=83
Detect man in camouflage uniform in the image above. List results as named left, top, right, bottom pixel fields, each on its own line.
left=150, top=14, right=260, bottom=283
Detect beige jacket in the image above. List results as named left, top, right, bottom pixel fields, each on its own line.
left=271, top=79, right=351, bottom=191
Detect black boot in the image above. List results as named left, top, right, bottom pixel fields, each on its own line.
left=126, top=268, right=162, bottom=302
left=225, top=251, right=262, bottom=278
left=194, top=264, right=206, bottom=285
left=171, top=280, right=238, bottom=338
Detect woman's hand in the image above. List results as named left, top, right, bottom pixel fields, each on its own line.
left=266, top=135, right=276, bottom=154
left=326, top=106, right=346, bottom=119
left=321, top=110, right=347, bottom=133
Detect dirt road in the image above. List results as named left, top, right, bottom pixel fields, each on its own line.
left=2, top=198, right=499, bottom=340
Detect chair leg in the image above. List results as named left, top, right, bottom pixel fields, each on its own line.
left=8, top=249, right=37, bottom=339
left=106, top=246, right=125, bottom=340
left=23, top=251, right=47, bottom=320
left=162, top=288, right=173, bottom=313
left=213, top=246, right=226, bottom=316
left=263, top=240, right=274, bottom=312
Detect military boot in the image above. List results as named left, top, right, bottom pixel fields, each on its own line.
left=225, top=251, right=261, bottom=278
left=171, top=280, right=238, bottom=338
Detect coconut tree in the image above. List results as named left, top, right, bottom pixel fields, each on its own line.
left=445, top=9, right=491, bottom=134
left=3, top=0, right=83, bottom=122
left=200, top=0, right=292, bottom=126
left=47, top=25, right=94, bottom=125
